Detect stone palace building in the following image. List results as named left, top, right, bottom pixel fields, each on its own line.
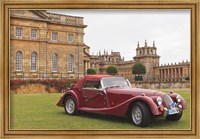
left=10, top=10, right=90, bottom=79
left=10, top=10, right=190, bottom=82
left=90, top=40, right=190, bottom=82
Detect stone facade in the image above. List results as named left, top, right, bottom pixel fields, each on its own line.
left=10, top=10, right=90, bottom=79
left=90, top=49, right=136, bottom=79
left=154, top=61, right=190, bottom=81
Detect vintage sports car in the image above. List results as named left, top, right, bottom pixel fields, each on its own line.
left=57, top=75, right=186, bottom=127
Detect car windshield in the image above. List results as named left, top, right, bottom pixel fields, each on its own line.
left=101, top=77, right=131, bottom=88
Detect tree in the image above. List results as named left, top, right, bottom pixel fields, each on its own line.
left=106, top=66, right=118, bottom=75
left=87, top=68, right=96, bottom=75
left=132, top=62, right=146, bottom=81
left=132, top=62, right=146, bottom=75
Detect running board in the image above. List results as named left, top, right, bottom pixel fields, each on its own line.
left=79, top=107, right=109, bottom=112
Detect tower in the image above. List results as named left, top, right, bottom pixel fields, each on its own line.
left=133, top=40, right=160, bottom=80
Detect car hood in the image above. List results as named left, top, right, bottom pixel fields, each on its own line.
left=106, top=87, right=164, bottom=97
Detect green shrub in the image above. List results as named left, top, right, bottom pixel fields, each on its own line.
left=132, top=62, right=146, bottom=75
left=106, top=65, right=118, bottom=75
left=87, top=68, right=96, bottom=75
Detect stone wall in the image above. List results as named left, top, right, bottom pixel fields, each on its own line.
left=131, top=81, right=190, bottom=89
left=10, top=10, right=87, bottom=79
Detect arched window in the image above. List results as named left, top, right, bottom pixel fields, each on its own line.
left=31, top=52, right=37, bottom=71
left=16, top=51, right=22, bottom=71
left=52, top=53, right=58, bottom=72
left=68, top=54, right=73, bottom=72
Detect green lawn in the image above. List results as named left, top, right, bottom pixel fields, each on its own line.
left=10, top=89, right=191, bottom=130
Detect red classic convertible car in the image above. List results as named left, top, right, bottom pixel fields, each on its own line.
left=57, top=75, right=186, bottom=127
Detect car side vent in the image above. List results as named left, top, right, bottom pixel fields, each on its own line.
left=163, top=94, right=173, bottom=108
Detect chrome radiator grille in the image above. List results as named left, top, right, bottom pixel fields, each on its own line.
left=163, top=94, right=173, bottom=108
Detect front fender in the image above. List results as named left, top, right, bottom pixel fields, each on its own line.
left=106, top=95, right=162, bottom=116
left=128, top=96, right=162, bottom=116
left=168, top=93, right=186, bottom=109
left=56, top=90, right=80, bottom=108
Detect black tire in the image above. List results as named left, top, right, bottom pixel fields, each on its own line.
left=64, top=96, right=77, bottom=115
left=166, top=110, right=183, bottom=121
left=130, top=102, right=152, bottom=127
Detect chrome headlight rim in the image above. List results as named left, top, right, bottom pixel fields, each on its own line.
left=156, top=96, right=162, bottom=106
left=176, top=95, right=182, bottom=103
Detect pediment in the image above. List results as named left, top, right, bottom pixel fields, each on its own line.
left=10, top=10, right=49, bottom=20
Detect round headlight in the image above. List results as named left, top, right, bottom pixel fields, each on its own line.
left=176, top=95, right=182, bottom=103
left=156, top=97, right=162, bottom=106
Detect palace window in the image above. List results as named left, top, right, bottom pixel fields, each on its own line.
left=16, top=51, right=22, bottom=71
left=31, top=29, right=38, bottom=39
left=68, top=33, right=74, bottom=43
left=68, top=54, right=74, bottom=72
left=31, top=52, right=37, bottom=71
left=52, top=53, right=58, bottom=72
left=16, top=27, right=22, bottom=37
left=52, top=32, right=58, bottom=41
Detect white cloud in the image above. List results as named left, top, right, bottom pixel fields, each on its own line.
left=48, top=9, right=190, bottom=64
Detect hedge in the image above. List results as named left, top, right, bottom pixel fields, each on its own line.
left=10, top=79, right=77, bottom=93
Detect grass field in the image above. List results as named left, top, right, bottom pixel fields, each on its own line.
left=10, top=89, right=191, bottom=129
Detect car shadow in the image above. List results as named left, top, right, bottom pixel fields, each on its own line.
left=57, top=111, right=183, bottom=129
left=78, top=111, right=130, bottom=123
left=72, top=111, right=181, bottom=128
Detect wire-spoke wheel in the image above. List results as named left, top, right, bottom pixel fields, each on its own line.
left=132, top=106, right=142, bottom=125
left=130, top=102, right=152, bottom=127
left=64, top=96, right=77, bottom=115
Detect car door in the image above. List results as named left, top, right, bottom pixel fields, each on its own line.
left=81, top=80, right=107, bottom=108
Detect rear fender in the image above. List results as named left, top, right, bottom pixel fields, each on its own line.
left=57, top=90, right=80, bottom=108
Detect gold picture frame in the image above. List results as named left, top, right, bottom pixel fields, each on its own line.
left=0, top=0, right=199, bottom=138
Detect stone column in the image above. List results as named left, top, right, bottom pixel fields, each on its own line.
left=170, top=68, right=173, bottom=79
left=167, top=68, right=169, bottom=80
left=159, top=69, right=162, bottom=80
left=180, top=67, right=182, bottom=80
left=168, top=68, right=170, bottom=80
left=174, top=68, right=176, bottom=78
left=172, top=68, right=175, bottom=79
left=85, top=61, right=87, bottom=71
left=163, top=69, right=165, bottom=79
left=177, top=68, right=180, bottom=80
left=88, top=61, right=90, bottom=69
left=174, top=68, right=177, bottom=79
left=163, top=69, right=166, bottom=81
left=168, top=68, right=170, bottom=79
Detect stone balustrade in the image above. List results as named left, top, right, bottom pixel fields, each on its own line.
left=47, top=13, right=83, bottom=26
